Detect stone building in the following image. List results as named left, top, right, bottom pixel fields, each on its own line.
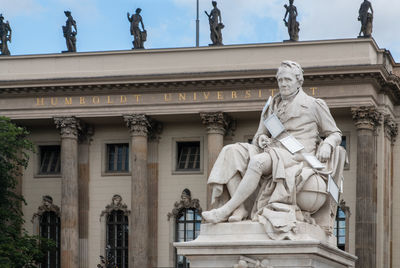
left=0, top=38, right=399, bottom=268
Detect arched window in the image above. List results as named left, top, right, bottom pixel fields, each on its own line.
left=168, top=189, right=202, bottom=268
left=100, top=194, right=130, bottom=268
left=32, top=195, right=61, bottom=268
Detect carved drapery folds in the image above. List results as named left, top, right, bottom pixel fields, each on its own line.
left=200, top=112, right=232, bottom=135
left=384, top=114, right=398, bottom=143
left=351, top=106, right=382, bottom=131
left=32, top=195, right=60, bottom=222
left=123, top=114, right=151, bottom=137
left=167, top=189, right=202, bottom=220
left=100, top=194, right=130, bottom=219
left=54, top=116, right=82, bottom=138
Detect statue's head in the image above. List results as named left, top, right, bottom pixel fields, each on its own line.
left=136, top=8, right=142, bottom=14
left=0, top=14, right=4, bottom=20
left=181, top=188, right=192, bottom=207
left=42, top=195, right=53, bottom=207
left=212, top=1, right=217, bottom=7
left=276, top=60, right=304, bottom=97
left=289, top=0, right=294, bottom=5
left=64, top=11, right=71, bottom=17
left=112, top=194, right=122, bottom=206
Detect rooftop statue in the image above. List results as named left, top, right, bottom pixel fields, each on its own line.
left=62, top=11, right=77, bottom=53
left=127, top=8, right=146, bottom=49
left=205, top=1, right=224, bottom=46
left=358, top=0, right=373, bottom=38
left=0, top=14, right=12, bottom=56
left=202, top=61, right=347, bottom=240
left=283, top=0, right=299, bottom=41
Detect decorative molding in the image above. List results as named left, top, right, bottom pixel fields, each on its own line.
left=167, top=189, right=202, bottom=221
left=351, top=106, right=382, bottom=131
left=234, top=256, right=273, bottom=268
left=200, top=112, right=232, bottom=135
left=123, top=114, right=151, bottom=137
left=384, top=114, right=398, bottom=143
left=54, top=116, right=82, bottom=138
left=31, top=195, right=60, bottom=222
left=100, top=194, right=130, bottom=219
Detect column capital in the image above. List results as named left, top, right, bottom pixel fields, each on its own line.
left=148, top=120, right=163, bottom=142
left=384, top=114, right=398, bottom=143
left=123, top=114, right=151, bottom=137
left=54, top=116, right=81, bottom=139
left=351, top=106, right=382, bottom=131
left=200, top=112, right=232, bottom=135
left=78, top=124, right=94, bottom=144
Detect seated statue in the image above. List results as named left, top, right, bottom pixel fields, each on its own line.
left=202, top=61, right=346, bottom=240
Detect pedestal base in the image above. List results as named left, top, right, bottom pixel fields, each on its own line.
left=175, top=222, right=356, bottom=268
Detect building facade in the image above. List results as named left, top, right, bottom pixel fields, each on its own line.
left=0, top=38, right=399, bottom=268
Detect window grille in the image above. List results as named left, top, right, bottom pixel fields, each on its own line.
left=107, top=210, right=129, bottom=268
left=175, top=208, right=202, bottom=268
left=40, top=211, right=60, bottom=268
left=334, top=207, right=346, bottom=250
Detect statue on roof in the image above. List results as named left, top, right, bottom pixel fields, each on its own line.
left=205, top=1, right=224, bottom=46
left=0, top=14, right=12, bottom=56
left=358, top=0, right=373, bottom=38
left=127, top=8, right=146, bottom=49
left=62, top=11, right=77, bottom=52
left=283, top=0, right=299, bottom=41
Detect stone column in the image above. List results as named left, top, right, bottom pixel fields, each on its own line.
left=54, top=117, right=81, bottom=268
left=148, top=121, right=162, bottom=268
left=78, top=125, right=93, bottom=268
left=351, top=107, right=381, bottom=268
left=200, top=112, right=231, bottom=209
left=124, top=114, right=151, bottom=268
left=383, top=115, right=398, bottom=268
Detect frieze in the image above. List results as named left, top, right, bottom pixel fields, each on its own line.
left=32, top=88, right=319, bottom=108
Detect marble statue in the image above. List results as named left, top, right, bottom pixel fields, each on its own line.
left=127, top=8, right=146, bottom=49
left=62, top=11, right=77, bottom=53
left=283, top=0, right=299, bottom=41
left=205, top=1, right=224, bottom=46
left=202, top=61, right=347, bottom=240
left=358, top=0, right=373, bottom=38
left=0, top=14, right=11, bottom=56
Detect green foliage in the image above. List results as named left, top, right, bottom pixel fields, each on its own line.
left=0, top=116, right=55, bottom=268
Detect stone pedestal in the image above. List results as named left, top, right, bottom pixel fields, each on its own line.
left=175, top=222, right=357, bottom=268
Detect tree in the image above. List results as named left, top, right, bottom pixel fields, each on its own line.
left=0, top=116, right=54, bottom=268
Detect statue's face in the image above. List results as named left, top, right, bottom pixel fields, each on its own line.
left=277, top=68, right=301, bottom=97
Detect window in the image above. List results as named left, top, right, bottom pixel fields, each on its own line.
left=334, top=207, right=346, bottom=250
left=340, top=136, right=347, bottom=150
left=39, top=145, right=61, bottom=174
left=175, top=208, right=202, bottom=268
left=176, top=142, right=200, bottom=171
left=106, top=143, right=129, bottom=173
left=40, top=211, right=60, bottom=268
left=107, top=210, right=129, bottom=268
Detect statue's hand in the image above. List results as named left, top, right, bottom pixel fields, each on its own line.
left=316, top=143, right=331, bottom=162
left=258, top=134, right=270, bottom=149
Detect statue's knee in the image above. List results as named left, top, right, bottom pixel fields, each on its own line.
left=248, top=155, right=265, bottom=173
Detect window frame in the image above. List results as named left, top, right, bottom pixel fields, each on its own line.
left=172, top=137, right=204, bottom=175
left=334, top=206, right=346, bottom=250
left=106, top=210, right=129, bottom=268
left=34, top=142, right=62, bottom=178
left=39, top=211, right=61, bottom=268
left=102, top=140, right=131, bottom=176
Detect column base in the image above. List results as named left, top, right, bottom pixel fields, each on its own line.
left=175, top=222, right=357, bottom=268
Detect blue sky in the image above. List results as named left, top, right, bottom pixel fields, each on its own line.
left=1, top=0, right=399, bottom=62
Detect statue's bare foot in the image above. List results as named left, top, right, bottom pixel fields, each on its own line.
left=228, top=205, right=248, bottom=222
left=202, top=208, right=229, bottom=223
